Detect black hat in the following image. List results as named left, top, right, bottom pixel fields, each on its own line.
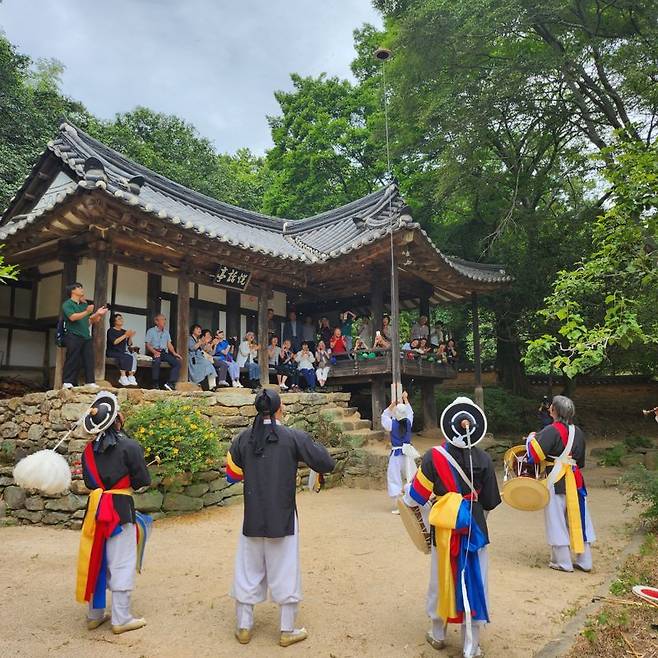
left=83, top=392, right=119, bottom=435
left=440, top=397, right=487, bottom=448
left=255, top=388, right=281, bottom=416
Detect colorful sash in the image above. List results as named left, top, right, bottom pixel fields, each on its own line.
left=428, top=445, right=489, bottom=625
left=75, top=443, right=150, bottom=607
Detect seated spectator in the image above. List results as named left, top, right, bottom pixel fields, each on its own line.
left=302, top=316, right=316, bottom=353
left=202, top=329, right=229, bottom=387
left=430, top=321, right=445, bottom=347
left=268, top=335, right=281, bottom=368
left=295, top=342, right=316, bottom=392
left=106, top=313, right=138, bottom=387
left=188, top=324, right=217, bottom=390
left=237, top=331, right=261, bottom=389
left=330, top=327, right=349, bottom=361
left=353, top=336, right=369, bottom=352
left=340, top=311, right=356, bottom=352
left=276, top=339, right=298, bottom=390
left=416, top=337, right=432, bottom=357
left=145, top=314, right=182, bottom=391
left=357, top=314, right=373, bottom=347
left=318, top=317, right=332, bottom=346
left=410, top=315, right=430, bottom=341
left=435, top=342, right=448, bottom=363
left=315, top=340, right=331, bottom=388
left=446, top=338, right=458, bottom=365
left=213, top=330, right=242, bottom=388
left=373, top=330, right=391, bottom=351
left=381, top=314, right=392, bottom=341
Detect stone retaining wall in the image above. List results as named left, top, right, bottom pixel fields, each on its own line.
left=0, top=387, right=353, bottom=528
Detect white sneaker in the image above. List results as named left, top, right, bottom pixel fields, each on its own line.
left=164, top=383, right=174, bottom=391
left=231, top=380, right=239, bottom=387
left=88, top=383, right=99, bottom=389
left=280, top=383, right=288, bottom=390
left=62, top=382, right=74, bottom=389
left=119, top=375, right=130, bottom=386
left=128, top=375, right=138, bottom=386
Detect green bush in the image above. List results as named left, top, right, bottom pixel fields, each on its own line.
left=622, top=434, right=653, bottom=450
left=124, top=399, right=226, bottom=477
left=599, top=443, right=627, bottom=467
left=434, top=387, right=535, bottom=435
left=316, top=413, right=345, bottom=447
left=621, top=465, right=658, bottom=526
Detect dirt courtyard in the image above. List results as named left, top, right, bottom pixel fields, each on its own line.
left=0, top=470, right=637, bottom=658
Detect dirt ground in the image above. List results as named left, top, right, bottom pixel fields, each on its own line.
left=0, top=461, right=640, bottom=658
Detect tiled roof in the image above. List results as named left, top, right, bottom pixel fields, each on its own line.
left=0, top=121, right=511, bottom=285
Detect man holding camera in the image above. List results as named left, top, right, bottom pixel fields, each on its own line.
left=62, top=282, right=108, bottom=389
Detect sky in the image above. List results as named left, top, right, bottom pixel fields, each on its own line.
left=0, top=0, right=382, bottom=154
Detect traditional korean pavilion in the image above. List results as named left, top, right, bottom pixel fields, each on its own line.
left=0, top=121, right=510, bottom=428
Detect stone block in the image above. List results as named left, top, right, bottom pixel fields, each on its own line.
left=45, top=494, right=87, bottom=512
left=238, top=406, right=258, bottom=417
left=26, top=424, right=45, bottom=444
left=127, top=389, right=145, bottom=404
left=42, top=511, right=70, bottom=524
left=205, top=405, right=241, bottom=417
left=212, top=416, right=249, bottom=428
left=213, top=391, right=255, bottom=407
left=225, top=482, right=244, bottom=497
left=194, top=470, right=221, bottom=482
left=25, top=496, right=45, bottom=511
left=0, top=517, right=18, bottom=527
left=68, top=520, right=83, bottom=530
left=13, top=509, right=43, bottom=523
left=222, top=494, right=244, bottom=507
left=208, top=477, right=230, bottom=493
left=0, top=499, right=5, bottom=518
left=70, top=480, right=90, bottom=495
left=162, top=493, right=203, bottom=512
left=644, top=449, right=658, bottom=470
left=62, top=403, right=90, bottom=422
left=0, top=476, right=13, bottom=487
left=202, top=490, right=227, bottom=506
left=0, top=441, right=16, bottom=465
left=67, top=439, right=88, bottom=454
left=134, top=490, right=164, bottom=513
left=1, top=422, right=19, bottom=438
left=71, top=509, right=86, bottom=519
left=4, top=486, right=26, bottom=509
left=184, top=483, right=210, bottom=497
left=162, top=472, right=193, bottom=488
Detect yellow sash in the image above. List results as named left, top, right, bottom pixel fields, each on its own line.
left=428, top=492, right=463, bottom=620
left=75, top=488, right=132, bottom=603
left=545, top=461, right=584, bottom=554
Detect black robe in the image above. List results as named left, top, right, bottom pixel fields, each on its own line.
left=82, top=430, right=151, bottom=525
left=534, top=423, right=586, bottom=495
left=228, top=422, right=336, bottom=538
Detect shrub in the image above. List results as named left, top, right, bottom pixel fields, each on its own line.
left=124, top=399, right=227, bottom=477
left=315, top=413, right=345, bottom=447
left=621, top=465, right=658, bottom=526
left=599, top=443, right=627, bottom=467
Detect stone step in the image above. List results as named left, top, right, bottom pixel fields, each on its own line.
left=348, top=428, right=387, bottom=442
left=339, top=419, right=372, bottom=431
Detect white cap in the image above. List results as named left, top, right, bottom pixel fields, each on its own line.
left=394, top=403, right=410, bottom=421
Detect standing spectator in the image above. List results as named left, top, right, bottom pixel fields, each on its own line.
left=214, top=330, right=242, bottom=388
left=318, top=317, right=332, bottom=346
left=446, top=338, right=458, bottom=365
left=340, top=311, right=356, bottom=352
left=145, top=314, right=182, bottom=390
left=295, top=342, right=317, bottom=392
left=61, top=283, right=108, bottom=389
left=106, top=313, right=138, bottom=387
left=237, top=331, right=261, bottom=389
left=282, top=311, right=303, bottom=352
left=410, top=315, right=430, bottom=342
left=330, top=327, right=349, bottom=361
left=202, top=329, right=229, bottom=387
left=188, top=324, right=217, bottom=390
left=430, top=321, right=445, bottom=347
left=301, top=316, right=316, bottom=353
left=267, top=308, right=278, bottom=343
left=357, top=314, right=373, bottom=347
left=315, top=340, right=331, bottom=389
left=268, top=336, right=281, bottom=367
left=381, top=314, right=392, bottom=341
left=276, top=339, right=298, bottom=390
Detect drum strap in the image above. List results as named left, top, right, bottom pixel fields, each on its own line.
left=436, top=446, right=477, bottom=498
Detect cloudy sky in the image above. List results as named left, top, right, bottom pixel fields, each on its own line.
left=0, top=0, right=382, bottom=154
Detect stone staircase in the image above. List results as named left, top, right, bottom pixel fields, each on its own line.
left=319, top=404, right=387, bottom=444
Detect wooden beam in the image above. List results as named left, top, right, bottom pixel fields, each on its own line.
left=176, top=270, right=190, bottom=384
left=389, top=253, right=402, bottom=401
left=92, top=246, right=109, bottom=382
left=371, top=377, right=386, bottom=431
left=225, top=290, right=241, bottom=340
left=421, top=380, right=438, bottom=431
left=371, top=268, right=384, bottom=332
left=257, top=283, right=271, bottom=387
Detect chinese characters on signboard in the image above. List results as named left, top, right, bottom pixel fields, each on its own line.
left=213, top=265, right=251, bottom=291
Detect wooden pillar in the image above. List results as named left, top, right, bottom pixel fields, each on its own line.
left=257, top=284, right=271, bottom=387
left=53, top=248, right=78, bottom=389
left=92, top=246, right=109, bottom=382
left=389, top=254, right=401, bottom=401
left=226, top=290, right=241, bottom=342
left=176, top=272, right=190, bottom=384
left=371, top=376, right=386, bottom=431
left=421, top=380, right=438, bottom=431
left=371, top=269, right=384, bottom=332
left=472, top=292, right=484, bottom=409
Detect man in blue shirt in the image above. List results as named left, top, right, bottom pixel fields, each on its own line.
left=145, top=314, right=182, bottom=390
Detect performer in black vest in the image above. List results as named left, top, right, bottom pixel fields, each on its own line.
left=226, top=388, right=335, bottom=647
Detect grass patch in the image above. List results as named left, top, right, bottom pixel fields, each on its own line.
left=598, top=443, right=628, bottom=467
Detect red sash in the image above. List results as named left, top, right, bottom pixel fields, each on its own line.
left=551, top=423, right=584, bottom=489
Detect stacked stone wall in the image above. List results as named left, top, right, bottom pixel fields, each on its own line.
left=0, top=387, right=352, bottom=528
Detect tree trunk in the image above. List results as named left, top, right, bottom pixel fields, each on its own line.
left=494, top=311, right=527, bottom=396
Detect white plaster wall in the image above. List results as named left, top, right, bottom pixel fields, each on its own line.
left=219, top=310, right=226, bottom=332
left=13, top=288, right=31, bottom=319
left=38, top=260, right=61, bottom=275
left=198, top=284, right=226, bottom=304
left=115, top=266, right=147, bottom=308
left=0, top=328, right=8, bottom=365
left=9, top=330, right=45, bottom=367
left=0, top=286, right=11, bottom=316
left=118, top=312, right=148, bottom=354
left=272, top=290, right=287, bottom=316
left=161, top=276, right=194, bottom=298
left=240, top=315, right=247, bottom=339
left=241, top=293, right=258, bottom=311
left=75, top=257, right=97, bottom=299
left=36, top=273, right=62, bottom=319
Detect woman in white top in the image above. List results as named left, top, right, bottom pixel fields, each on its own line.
left=294, top=342, right=316, bottom=392
left=237, top=331, right=260, bottom=387
left=275, top=339, right=297, bottom=390
left=268, top=335, right=281, bottom=366
left=315, top=340, right=331, bottom=388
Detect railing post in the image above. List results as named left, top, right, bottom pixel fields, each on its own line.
left=472, top=291, right=484, bottom=409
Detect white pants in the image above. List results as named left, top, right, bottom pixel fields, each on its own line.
left=544, top=488, right=596, bottom=571
left=87, top=523, right=137, bottom=626
left=230, top=520, right=302, bottom=631
left=316, top=366, right=330, bottom=384
left=427, top=544, right=488, bottom=658
left=387, top=452, right=415, bottom=498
